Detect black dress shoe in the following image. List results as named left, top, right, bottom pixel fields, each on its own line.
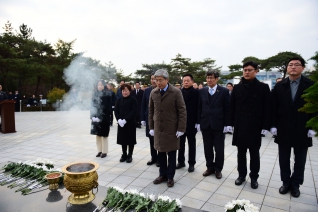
left=153, top=176, right=168, bottom=184
left=188, top=165, right=195, bottom=172
left=120, top=155, right=127, bottom=162
left=291, top=187, right=300, bottom=197
left=215, top=171, right=222, bottom=179
left=167, top=179, right=174, bottom=187
left=279, top=185, right=290, bottom=194
left=147, top=160, right=157, bottom=165
left=203, top=169, right=215, bottom=176
left=126, top=155, right=133, bottom=163
left=156, top=162, right=160, bottom=167
left=251, top=180, right=258, bottom=189
left=176, top=163, right=186, bottom=169
left=235, top=177, right=246, bottom=185
left=96, top=152, right=102, bottom=157
left=101, top=153, right=107, bottom=158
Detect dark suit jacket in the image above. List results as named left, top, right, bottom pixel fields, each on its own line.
left=229, top=78, right=271, bottom=147
left=131, top=89, right=144, bottom=118
left=0, top=91, right=7, bottom=102
left=181, top=86, right=199, bottom=135
left=271, top=75, right=315, bottom=147
left=198, top=85, right=230, bottom=131
left=140, top=86, right=154, bottom=137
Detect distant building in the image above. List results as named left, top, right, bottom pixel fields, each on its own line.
left=221, top=71, right=282, bottom=89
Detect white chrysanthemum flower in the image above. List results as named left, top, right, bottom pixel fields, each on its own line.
left=175, top=198, right=182, bottom=208
left=128, top=189, right=139, bottom=194
left=241, top=199, right=250, bottom=205
left=224, top=202, right=235, bottom=210
left=113, top=186, right=125, bottom=194
left=149, top=194, right=156, bottom=201
left=139, top=192, right=145, bottom=198
left=158, top=195, right=171, bottom=202
left=237, top=209, right=245, bottom=212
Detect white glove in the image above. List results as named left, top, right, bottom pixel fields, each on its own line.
left=95, top=117, right=100, bottom=122
left=270, top=127, right=277, bottom=136
left=92, top=117, right=96, bottom=122
left=122, top=119, right=127, bottom=126
left=112, top=106, right=115, bottom=108
left=308, top=130, right=317, bottom=138
left=176, top=131, right=184, bottom=138
left=227, top=126, right=233, bottom=133
left=223, top=126, right=228, bottom=133
left=261, top=129, right=268, bottom=135
left=27, top=104, right=30, bottom=107
left=141, top=121, right=146, bottom=126
left=118, top=119, right=124, bottom=127
left=195, top=124, right=201, bottom=132
left=149, top=129, right=154, bottom=136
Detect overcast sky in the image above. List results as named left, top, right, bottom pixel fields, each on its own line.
left=1, top=0, right=317, bottom=74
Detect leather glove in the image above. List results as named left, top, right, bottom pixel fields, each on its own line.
left=195, top=124, right=200, bottom=132
left=95, top=117, right=100, bottom=122
left=261, top=129, right=268, bottom=135
left=223, top=126, right=228, bottom=133
left=122, top=119, right=127, bottom=126
left=270, top=127, right=277, bottom=135
left=308, top=130, right=317, bottom=138
left=149, top=129, right=154, bottom=136
left=227, top=126, right=233, bottom=133
left=176, top=131, right=184, bottom=138
left=141, top=121, right=146, bottom=126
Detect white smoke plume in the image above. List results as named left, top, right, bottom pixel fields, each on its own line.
left=55, top=54, right=115, bottom=112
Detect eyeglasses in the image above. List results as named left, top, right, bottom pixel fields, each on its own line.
left=155, top=79, right=166, bottom=83
left=243, top=69, right=255, bottom=72
left=288, top=63, right=302, bottom=67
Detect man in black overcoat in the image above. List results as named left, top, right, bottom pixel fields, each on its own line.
left=176, top=74, right=199, bottom=172
left=271, top=57, right=317, bottom=198
left=14, top=91, right=21, bottom=112
left=198, top=70, right=230, bottom=179
left=140, top=72, right=159, bottom=166
left=229, top=61, right=271, bottom=189
left=131, top=82, right=144, bottom=128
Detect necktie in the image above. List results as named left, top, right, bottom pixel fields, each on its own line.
left=291, top=81, right=297, bottom=101
left=209, top=88, right=213, bottom=95
left=160, top=89, right=165, bottom=96
left=136, top=89, right=138, bottom=95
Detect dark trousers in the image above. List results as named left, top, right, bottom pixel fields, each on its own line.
left=110, top=111, right=114, bottom=124
left=122, top=145, right=134, bottom=156
left=158, top=150, right=176, bottom=179
left=201, top=129, right=225, bottom=172
left=278, top=145, right=308, bottom=188
left=149, top=136, right=158, bottom=161
left=237, top=146, right=260, bottom=180
left=178, top=133, right=196, bottom=165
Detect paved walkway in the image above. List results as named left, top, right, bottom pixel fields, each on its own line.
left=0, top=111, right=317, bottom=212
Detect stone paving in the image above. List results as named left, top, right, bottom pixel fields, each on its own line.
left=0, top=111, right=318, bottom=212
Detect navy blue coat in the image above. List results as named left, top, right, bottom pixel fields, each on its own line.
left=140, top=86, right=155, bottom=137
left=198, top=85, right=230, bottom=130
left=0, top=91, right=7, bottom=102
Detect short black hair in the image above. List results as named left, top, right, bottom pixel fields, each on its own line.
left=183, top=74, right=194, bottom=81
left=151, top=71, right=156, bottom=76
left=243, top=61, right=259, bottom=70
left=206, top=69, right=220, bottom=78
left=287, top=56, right=305, bottom=67
left=226, top=82, right=233, bottom=87
left=120, top=83, right=132, bottom=92
left=135, top=82, right=140, bottom=85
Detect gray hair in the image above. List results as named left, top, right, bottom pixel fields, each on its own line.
left=154, top=69, right=169, bottom=79
left=206, top=69, right=220, bottom=78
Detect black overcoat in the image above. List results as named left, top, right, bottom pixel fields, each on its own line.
left=115, top=95, right=137, bottom=145
left=229, top=78, right=271, bottom=147
left=182, top=86, right=199, bottom=135
left=90, top=89, right=112, bottom=137
left=271, top=76, right=316, bottom=147
left=131, top=89, right=144, bottom=121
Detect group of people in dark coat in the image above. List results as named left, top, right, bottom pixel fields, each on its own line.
left=90, top=56, right=316, bottom=195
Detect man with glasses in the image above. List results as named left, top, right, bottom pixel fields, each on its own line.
left=271, top=57, right=316, bottom=197
left=229, top=61, right=271, bottom=189
left=198, top=70, right=230, bottom=179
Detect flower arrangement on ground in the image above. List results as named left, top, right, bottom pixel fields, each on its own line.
left=0, top=158, right=61, bottom=195
left=225, top=199, right=259, bottom=212
left=93, top=186, right=182, bottom=212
